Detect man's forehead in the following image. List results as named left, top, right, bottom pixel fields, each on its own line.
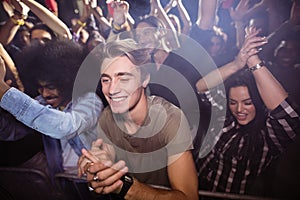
left=38, top=80, right=54, bottom=86
left=101, top=56, right=138, bottom=75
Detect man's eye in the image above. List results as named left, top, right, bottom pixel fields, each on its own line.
left=101, top=78, right=110, bottom=83
left=47, top=85, right=56, bottom=90
left=120, top=78, right=129, bottom=82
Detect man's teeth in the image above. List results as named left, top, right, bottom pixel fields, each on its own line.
left=111, top=97, right=126, bottom=102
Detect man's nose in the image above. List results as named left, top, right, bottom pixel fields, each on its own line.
left=40, top=88, right=51, bottom=97
left=108, top=79, right=120, bottom=95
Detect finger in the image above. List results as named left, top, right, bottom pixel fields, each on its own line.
left=77, top=155, right=85, bottom=176
left=243, top=39, right=267, bottom=52
left=247, top=48, right=260, bottom=57
left=86, top=159, right=117, bottom=176
left=90, top=161, right=127, bottom=183
left=89, top=165, right=127, bottom=193
left=245, top=28, right=260, bottom=39
left=91, top=138, right=103, bottom=150
left=90, top=149, right=112, bottom=164
left=102, top=143, right=115, bottom=161
left=94, top=186, right=104, bottom=194
left=86, top=163, right=109, bottom=182
left=242, top=36, right=267, bottom=50
left=78, top=155, right=93, bottom=177
left=82, top=148, right=100, bottom=163
left=102, top=179, right=123, bottom=194
left=96, top=165, right=128, bottom=188
left=5, top=79, right=12, bottom=86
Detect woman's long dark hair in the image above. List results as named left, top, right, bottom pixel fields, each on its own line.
left=224, top=69, right=268, bottom=160
left=224, top=69, right=268, bottom=127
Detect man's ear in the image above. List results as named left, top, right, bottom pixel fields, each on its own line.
left=142, top=74, right=150, bottom=88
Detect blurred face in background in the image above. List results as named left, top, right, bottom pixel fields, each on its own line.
left=135, top=22, right=161, bottom=50
left=275, top=40, right=300, bottom=68
left=31, top=29, right=52, bottom=45
left=208, top=35, right=225, bottom=57
left=15, top=29, right=31, bottom=49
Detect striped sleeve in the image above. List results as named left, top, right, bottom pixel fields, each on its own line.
left=266, top=98, right=300, bottom=153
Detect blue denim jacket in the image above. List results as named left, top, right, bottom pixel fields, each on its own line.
left=0, top=87, right=103, bottom=171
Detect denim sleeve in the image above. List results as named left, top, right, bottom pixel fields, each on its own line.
left=0, top=88, right=103, bottom=139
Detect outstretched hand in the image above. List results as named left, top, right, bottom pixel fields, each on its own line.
left=111, top=0, right=129, bottom=25
left=4, top=0, right=30, bottom=17
left=234, top=26, right=267, bottom=69
left=230, top=0, right=250, bottom=21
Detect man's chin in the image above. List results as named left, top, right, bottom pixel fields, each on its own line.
left=111, top=108, right=128, bottom=115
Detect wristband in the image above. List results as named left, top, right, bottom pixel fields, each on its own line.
left=77, top=20, right=86, bottom=27
left=249, top=62, right=265, bottom=72
left=113, top=22, right=123, bottom=31
left=112, top=21, right=126, bottom=33
left=10, top=17, right=25, bottom=26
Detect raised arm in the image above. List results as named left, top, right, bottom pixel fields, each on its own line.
left=176, top=0, right=191, bottom=35
left=150, top=0, right=180, bottom=49
left=245, top=29, right=288, bottom=110
left=72, top=0, right=93, bottom=37
left=91, top=6, right=111, bottom=38
left=0, top=89, right=102, bottom=139
left=0, top=57, right=10, bottom=98
left=195, top=0, right=218, bottom=30
left=21, top=0, right=72, bottom=39
left=0, top=56, right=102, bottom=139
left=0, top=0, right=30, bottom=45
left=167, top=0, right=191, bottom=36
left=107, top=0, right=131, bottom=42
left=196, top=27, right=267, bottom=93
left=230, top=0, right=250, bottom=49
left=0, top=43, right=24, bottom=91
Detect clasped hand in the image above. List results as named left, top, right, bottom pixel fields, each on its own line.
left=77, top=139, right=128, bottom=194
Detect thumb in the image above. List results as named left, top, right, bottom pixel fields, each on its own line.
left=5, top=79, right=12, bottom=86
left=91, top=138, right=103, bottom=150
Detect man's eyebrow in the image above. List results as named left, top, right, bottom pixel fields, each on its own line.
left=100, top=74, right=110, bottom=79
left=116, top=72, right=134, bottom=77
left=39, top=83, right=55, bottom=88
left=100, top=72, right=135, bottom=78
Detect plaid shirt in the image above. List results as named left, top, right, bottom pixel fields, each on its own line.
left=196, top=98, right=300, bottom=194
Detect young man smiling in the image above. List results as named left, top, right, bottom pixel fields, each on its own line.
left=78, top=39, right=199, bottom=200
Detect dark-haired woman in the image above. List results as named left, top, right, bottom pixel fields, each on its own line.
left=195, top=27, right=300, bottom=195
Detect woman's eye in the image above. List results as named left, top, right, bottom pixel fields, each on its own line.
left=229, top=101, right=236, bottom=105
left=244, top=101, right=253, bottom=105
